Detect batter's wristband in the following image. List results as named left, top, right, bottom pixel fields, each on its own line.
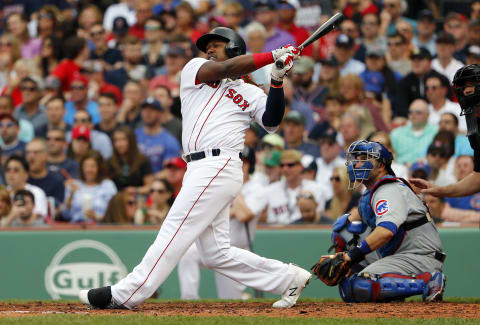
left=347, top=246, right=366, bottom=265
left=270, top=78, right=283, bottom=88
left=253, top=52, right=274, bottom=69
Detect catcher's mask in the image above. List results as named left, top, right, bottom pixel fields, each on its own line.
left=452, top=64, right=480, bottom=116
left=346, top=140, right=394, bottom=189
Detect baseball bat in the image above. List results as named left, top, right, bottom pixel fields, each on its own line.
left=275, top=12, right=345, bottom=69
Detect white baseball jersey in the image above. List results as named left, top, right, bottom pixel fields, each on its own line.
left=180, top=58, right=276, bottom=153
left=248, top=179, right=327, bottom=224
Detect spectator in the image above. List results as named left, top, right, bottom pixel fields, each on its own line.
left=390, top=99, right=438, bottom=164
left=103, top=1, right=137, bottom=32
left=369, top=131, right=408, bottom=179
left=35, top=5, right=62, bottom=40
left=67, top=111, right=113, bottom=160
left=466, top=45, right=480, bottom=66
left=248, top=150, right=325, bottom=224
left=52, top=36, right=90, bottom=92
left=0, top=186, right=12, bottom=222
left=339, top=113, right=362, bottom=151
left=64, top=73, right=101, bottom=126
left=395, top=47, right=448, bottom=117
left=340, top=19, right=363, bottom=61
left=426, top=141, right=456, bottom=186
left=162, top=157, right=187, bottom=197
left=443, top=12, right=469, bottom=63
left=82, top=60, right=123, bottom=104
left=277, top=0, right=313, bottom=57
left=472, top=0, right=480, bottom=20
left=253, top=0, right=296, bottom=52
left=333, top=34, right=365, bottom=76
left=103, top=187, right=140, bottom=225
left=6, top=13, right=42, bottom=59
left=386, top=32, right=411, bottom=77
left=26, top=138, right=65, bottom=208
left=470, top=19, right=480, bottom=48
left=46, top=128, right=79, bottom=180
left=412, top=9, right=437, bottom=56
left=67, top=126, right=92, bottom=164
left=343, top=0, right=379, bottom=24
left=431, top=32, right=464, bottom=83
left=38, top=35, right=63, bottom=78
left=108, top=16, right=131, bottom=50
left=14, top=76, right=48, bottom=134
left=360, top=13, right=387, bottom=56
left=143, top=16, right=167, bottom=77
left=324, top=165, right=361, bottom=222
left=244, top=22, right=272, bottom=88
left=1, top=189, right=45, bottom=227
left=438, top=112, right=473, bottom=157
left=409, top=161, right=431, bottom=180
left=152, top=85, right=182, bottom=143
left=425, top=193, right=480, bottom=224
left=322, top=93, right=346, bottom=131
left=283, top=111, right=320, bottom=158
left=291, top=56, right=327, bottom=110
left=89, top=23, right=123, bottom=68
left=117, top=80, right=145, bottom=128
left=129, top=0, right=153, bottom=40
left=143, top=178, right=174, bottom=225
left=135, top=97, right=181, bottom=173
left=222, top=2, right=245, bottom=33
left=261, top=150, right=282, bottom=184
left=108, top=126, right=154, bottom=194
left=0, top=33, right=21, bottom=98
left=380, top=0, right=416, bottom=36
left=0, top=95, right=34, bottom=145
left=94, top=92, right=122, bottom=139
left=318, top=57, right=340, bottom=94
left=425, top=74, right=465, bottom=132
left=63, top=151, right=117, bottom=223
left=4, top=155, right=48, bottom=219
left=0, top=114, right=27, bottom=165
left=77, top=5, right=103, bottom=40
left=174, top=2, right=203, bottom=43
left=443, top=155, right=480, bottom=212
left=105, top=36, right=147, bottom=90
left=294, top=191, right=320, bottom=224
left=309, top=124, right=345, bottom=200
left=35, top=96, right=69, bottom=138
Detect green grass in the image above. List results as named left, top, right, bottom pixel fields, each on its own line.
left=0, top=316, right=478, bottom=325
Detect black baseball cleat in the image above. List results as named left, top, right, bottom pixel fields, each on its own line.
left=79, top=286, right=127, bottom=309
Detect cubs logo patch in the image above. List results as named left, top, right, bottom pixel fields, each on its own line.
left=375, top=200, right=389, bottom=216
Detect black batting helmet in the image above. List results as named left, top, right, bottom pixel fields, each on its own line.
left=196, top=27, right=246, bottom=58
left=453, top=64, right=480, bottom=115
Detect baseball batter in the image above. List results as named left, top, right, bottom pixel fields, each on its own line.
left=79, top=27, right=311, bottom=309
left=312, top=140, right=446, bottom=302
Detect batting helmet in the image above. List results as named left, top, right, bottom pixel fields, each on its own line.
left=196, top=27, right=246, bottom=58
left=453, top=64, right=480, bottom=115
left=345, top=140, right=394, bottom=189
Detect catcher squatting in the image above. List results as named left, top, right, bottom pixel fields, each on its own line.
left=312, top=140, right=446, bottom=302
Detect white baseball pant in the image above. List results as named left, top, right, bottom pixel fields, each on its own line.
left=111, top=154, right=295, bottom=308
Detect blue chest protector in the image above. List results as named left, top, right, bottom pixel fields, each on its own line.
left=358, top=175, right=408, bottom=257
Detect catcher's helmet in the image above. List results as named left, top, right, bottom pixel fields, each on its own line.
left=345, top=140, right=394, bottom=189
left=196, top=27, right=246, bottom=58
left=452, top=64, right=480, bottom=115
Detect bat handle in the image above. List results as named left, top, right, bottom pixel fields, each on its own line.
left=274, top=45, right=304, bottom=69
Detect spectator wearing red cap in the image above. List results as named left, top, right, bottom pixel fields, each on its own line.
left=443, top=12, right=469, bottom=63
left=108, top=126, right=154, bottom=195
left=64, top=73, right=101, bottom=126
left=67, top=110, right=113, bottom=160
left=67, top=125, right=92, bottom=164
left=162, top=156, right=187, bottom=197
left=0, top=114, right=26, bottom=165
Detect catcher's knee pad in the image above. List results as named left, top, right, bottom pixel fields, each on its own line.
left=341, top=272, right=431, bottom=302
left=339, top=274, right=357, bottom=302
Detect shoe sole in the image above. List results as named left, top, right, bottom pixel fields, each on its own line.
left=426, top=275, right=446, bottom=302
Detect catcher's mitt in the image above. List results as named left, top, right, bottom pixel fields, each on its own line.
left=311, top=252, right=350, bottom=286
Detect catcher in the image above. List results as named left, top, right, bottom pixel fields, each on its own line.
left=312, top=140, right=446, bottom=302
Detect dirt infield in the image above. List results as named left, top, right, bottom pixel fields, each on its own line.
left=0, top=301, right=479, bottom=318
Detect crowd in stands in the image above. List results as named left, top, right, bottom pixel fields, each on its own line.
left=0, top=0, right=479, bottom=228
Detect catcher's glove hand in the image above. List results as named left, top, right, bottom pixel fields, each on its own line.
left=311, top=252, right=350, bottom=286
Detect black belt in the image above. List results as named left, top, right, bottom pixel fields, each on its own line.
left=403, top=215, right=429, bottom=231
left=434, top=251, right=447, bottom=263
left=184, top=149, right=243, bottom=163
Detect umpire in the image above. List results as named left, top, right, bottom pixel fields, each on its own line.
left=411, top=64, right=480, bottom=197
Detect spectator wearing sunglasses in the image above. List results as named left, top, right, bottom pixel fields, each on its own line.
left=0, top=114, right=26, bottom=165
left=144, top=178, right=174, bottom=225
left=64, top=73, right=101, bottom=127
left=324, top=165, right=361, bottom=223
left=89, top=23, right=123, bottom=68
left=13, top=76, right=48, bottom=134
